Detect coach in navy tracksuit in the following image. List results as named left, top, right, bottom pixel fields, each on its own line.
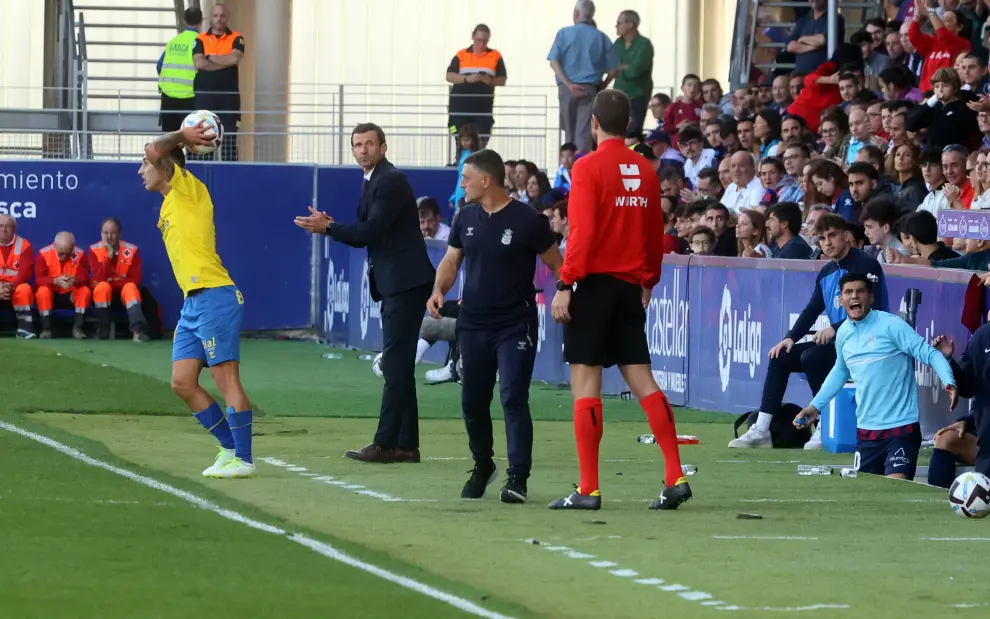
left=927, top=325, right=990, bottom=488
left=729, top=212, right=889, bottom=449
left=428, top=149, right=563, bottom=504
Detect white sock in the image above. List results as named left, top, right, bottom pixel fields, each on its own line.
left=755, top=412, right=773, bottom=433
left=415, top=339, right=430, bottom=363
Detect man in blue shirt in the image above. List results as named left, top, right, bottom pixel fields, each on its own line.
left=730, top=213, right=888, bottom=449
left=786, top=0, right=846, bottom=74
left=428, top=149, right=563, bottom=504
left=766, top=201, right=812, bottom=259
left=548, top=0, right=620, bottom=152
left=795, top=273, right=956, bottom=480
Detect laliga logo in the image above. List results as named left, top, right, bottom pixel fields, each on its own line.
left=324, top=257, right=349, bottom=332
left=359, top=259, right=382, bottom=340
left=899, top=302, right=942, bottom=404
left=717, top=286, right=762, bottom=392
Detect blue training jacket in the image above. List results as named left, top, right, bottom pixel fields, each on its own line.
left=811, top=310, right=955, bottom=430
left=951, top=324, right=990, bottom=470
left=786, top=247, right=889, bottom=342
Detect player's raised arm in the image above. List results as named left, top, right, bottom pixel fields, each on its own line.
left=144, top=123, right=214, bottom=165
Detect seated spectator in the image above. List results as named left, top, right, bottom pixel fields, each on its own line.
left=908, top=5, right=972, bottom=93
left=810, top=159, right=852, bottom=217
left=880, top=100, right=911, bottom=142
left=887, top=111, right=911, bottom=150
left=770, top=74, right=793, bottom=112
left=867, top=101, right=886, bottom=139
left=664, top=73, right=703, bottom=145
left=844, top=162, right=884, bottom=222
left=759, top=156, right=798, bottom=203
left=878, top=65, right=922, bottom=102
left=891, top=233, right=990, bottom=270
left=378, top=300, right=461, bottom=384
left=957, top=52, right=990, bottom=94
left=789, top=71, right=806, bottom=100
left=730, top=212, right=887, bottom=449
left=803, top=203, right=832, bottom=256
left=699, top=102, right=723, bottom=124
left=976, top=106, right=990, bottom=150
left=649, top=92, right=672, bottom=129
left=755, top=109, right=783, bottom=158
left=0, top=214, right=36, bottom=338
left=860, top=195, right=909, bottom=262
left=767, top=201, right=812, bottom=259
left=895, top=210, right=960, bottom=263
left=972, top=148, right=990, bottom=210
left=918, top=148, right=950, bottom=215
left=781, top=114, right=807, bottom=144
left=730, top=86, right=750, bottom=120
left=819, top=109, right=850, bottom=161
left=688, top=225, right=716, bottom=256
left=503, top=159, right=518, bottom=195
left=553, top=143, right=577, bottom=193
left=659, top=166, right=687, bottom=200
left=736, top=116, right=757, bottom=154
left=703, top=200, right=738, bottom=257
left=512, top=160, right=539, bottom=202
left=721, top=151, right=765, bottom=213
left=35, top=231, right=91, bottom=340
left=526, top=171, right=560, bottom=206
left=717, top=156, right=733, bottom=190
left=779, top=142, right=808, bottom=203
left=846, top=107, right=881, bottom=167
left=884, top=25, right=905, bottom=63
left=786, top=42, right=860, bottom=133
left=702, top=78, right=733, bottom=116
left=418, top=197, right=450, bottom=241
left=887, top=141, right=928, bottom=212
left=855, top=145, right=894, bottom=191
left=736, top=208, right=771, bottom=257
left=907, top=68, right=980, bottom=152
left=941, top=144, right=976, bottom=209
left=678, top=125, right=717, bottom=189
left=450, top=124, right=480, bottom=210
left=703, top=118, right=724, bottom=154
left=695, top=167, right=724, bottom=201
left=551, top=201, right=570, bottom=252
left=645, top=129, right=686, bottom=167
left=851, top=29, right=894, bottom=83
left=88, top=217, right=150, bottom=341
left=838, top=71, right=864, bottom=108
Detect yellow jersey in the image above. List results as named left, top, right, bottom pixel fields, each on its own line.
left=157, top=163, right=235, bottom=297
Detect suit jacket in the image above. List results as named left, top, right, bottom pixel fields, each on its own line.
left=328, top=158, right=435, bottom=300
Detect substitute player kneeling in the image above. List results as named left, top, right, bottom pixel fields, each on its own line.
left=794, top=274, right=957, bottom=480
left=429, top=149, right=563, bottom=504
left=89, top=217, right=149, bottom=341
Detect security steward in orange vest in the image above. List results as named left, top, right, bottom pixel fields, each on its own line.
left=192, top=3, right=244, bottom=162
left=0, top=214, right=37, bottom=338
left=35, top=231, right=92, bottom=340
left=445, top=24, right=507, bottom=147
left=89, top=217, right=149, bottom=342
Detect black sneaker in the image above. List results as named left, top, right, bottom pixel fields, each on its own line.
left=649, top=479, right=693, bottom=510
left=548, top=486, right=602, bottom=510
left=499, top=475, right=528, bottom=504
left=461, top=460, right=497, bottom=499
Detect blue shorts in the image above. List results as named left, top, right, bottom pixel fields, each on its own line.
left=854, top=423, right=922, bottom=479
left=172, top=286, right=244, bottom=367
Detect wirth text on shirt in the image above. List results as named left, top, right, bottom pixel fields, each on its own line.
left=0, top=170, right=80, bottom=219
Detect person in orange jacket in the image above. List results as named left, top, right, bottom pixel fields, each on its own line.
left=89, top=217, right=149, bottom=341
left=0, top=214, right=37, bottom=338
left=35, top=231, right=91, bottom=339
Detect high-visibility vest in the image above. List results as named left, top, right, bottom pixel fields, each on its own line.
left=0, top=235, right=30, bottom=283
left=40, top=245, right=85, bottom=280
left=90, top=241, right=138, bottom=279
left=159, top=29, right=198, bottom=99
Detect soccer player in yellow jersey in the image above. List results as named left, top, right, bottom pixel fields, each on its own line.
left=139, top=123, right=255, bottom=478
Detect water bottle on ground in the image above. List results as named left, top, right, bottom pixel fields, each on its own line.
left=797, top=465, right=833, bottom=476
left=321, top=352, right=343, bottom=360
left=840, top=468, right=858, bottom=478
left=681, top=464, right=698, bottom=476
left=357, top=354, right=374, bottom=361
left=637, top=434, right=656, bottom=444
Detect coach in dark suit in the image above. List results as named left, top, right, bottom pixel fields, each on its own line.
left=295, top=123, right=435, bottom=463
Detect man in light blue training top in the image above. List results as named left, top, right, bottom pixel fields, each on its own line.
left=794, top=272, right=957, bottom=480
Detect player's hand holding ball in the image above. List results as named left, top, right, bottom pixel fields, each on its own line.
left=426, top=291, right=445, bottom=319
left=180, top=110, right=223, bottom=153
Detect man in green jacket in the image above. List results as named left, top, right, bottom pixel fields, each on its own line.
left=157, top=7, right=202, bottom=132
left=612, top=10, right=654, bottom=135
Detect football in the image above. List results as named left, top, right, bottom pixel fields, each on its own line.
left=949, top=471, right=990, bottom=519
left=182, top=110, right=223, bottom=154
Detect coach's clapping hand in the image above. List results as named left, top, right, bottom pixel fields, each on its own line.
left=768, top=337, right=794, bottom=359
left=295, top=206, right=334, bottom=234
left=551, top=289, right=571, bottom=323
left=813, top=325, right=835, bottom=345
left=427, top=291, right=445, bottom=319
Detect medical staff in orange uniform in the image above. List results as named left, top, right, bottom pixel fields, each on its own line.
left=0, top=214, right=37, bottom=338
left=89, top=217, right=149, bottom=341
left=35, top=231, right=92, bottom=339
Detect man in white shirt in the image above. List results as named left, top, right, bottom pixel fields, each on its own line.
left=678, top=125, right=717, bottom=189
left=417, top=197, right=450, bottom=241
left=917, top=149, right=947, bottom=215
left=720, top=151, right=764, bottom=214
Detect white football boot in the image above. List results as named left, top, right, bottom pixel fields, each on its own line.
left=727, top=425, right=772, bottom=448
left=804, top=424, right=823, bottom=450
left=202, top=447, right=237, bottom=477
left=210, top=457, right=256, bottom=479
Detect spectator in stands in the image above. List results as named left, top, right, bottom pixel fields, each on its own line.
left=548, top=0, right=619, bottom=152
left=551, top=201, right=570, bottom=252
left=908, top=68, right=981, bottom=152
left=649, top=93, right=672, bottom=129
left=699, top=103, right=722, bottom=125
left=838, top=72, right=864, bottom=108
left=846, top=107, right=878, bottom=167
left=450, top=125, right=480, bottom=211
left=861, top=195, right=908, bottom=262
left=767, top=201, right=812, bottom=259
left=887, top=111, right=910, bottom=149
left=760, top=156, right=798, bottom=202
left=503, top=159, right=518, bottom=195
left=703, top=118, right=724, bottom=154
left=659, top=167, right=687, bottom=200
left=688, top=226, right=716, bottom=256
left=646, top=130, right=685, bottom=167
left=694, top=167, right=724, bottom=201
left=786, top=43, right=860, bottom=133
left=941, top=143, right=976, bottom=208
left=35, top=231, right=91, bottom=340
left=611, top=10, right=654, bottom=134
left=803, top=204, right=831, bottom=255
left=977, top=109, right=990, bottom=150
left=553, top=143, right=577, bottom=194
left=844, top=162, right=885, bottom=222
left=418, top=198, right=450, bottom=241
left=908, top=2, right=972, bottom=93
left=157, top=7, right=202, bottom=135
left=889, top=233, right=990, bottom=270
left=896, top=210, right=960, bottom=262
left=721, top=151, right=764, bottom=213
left=192, top=3, right=244, bottom=162
left=703, top=78, right=734, bottom=116
left=718, top=117, right=743, bottom=157
left=867, top=101, right=886, bottom=139
left=899, top=20, right=925, bottom=81
left=0, top=214, right=35, bottom=338
left=781, top=114, right=807, bottom=144
left=958, top=52, right=990, bottom=95
left=885, top=26, right=906, bottom=63
left=730, top=87, right=750, bottom=119
left=780, top=142, right=809, bottom=203
left=513, top=160, right=539, bottom=203
left=787, top=0, right=845, bottom=73
left=717, top=156, right=733, bottom=190
left=730, top=213, right=887, bottom=450
left=736, top=209, right=771, bottom=258
left=865, top=17, right=889, bottom=55
left=446, top=24, right=507, bottom=147
left=917, top=148, right=949, bottom=215
left=526, top=172, right=558, bottom=206
left=664, top=74, right=704, bottom=146
left=886, top=142, right=927, bottom=211
left=879, top=65, right=923, bottom=102
left=852, top=29, right=895, bottom=83
left=819, top=111, right=850, bottom=161
left=770, top=75, right=793, bottom=112
left=678, top=125, right=716, bottom=189
left=971, top=148, right=990, bottom=209
left=703, top=201, right=738, bottom=257
left=810, top=159, right=850, bottom=215
left=736, top=117, right=756, bottom=154
left=855, top=145, right=891, bottom=188
left=755, top=109, right=783, bottom=158
left=789, top=72, right=806, bottom=100
left=88, top=217, right=149, bottom=341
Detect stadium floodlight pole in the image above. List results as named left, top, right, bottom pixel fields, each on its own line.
left=827, top=0, right=838, bottom=58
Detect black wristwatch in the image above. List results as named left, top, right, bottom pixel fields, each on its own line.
left=555, top=279, right=570, bottom=292
left=324, top=222, right=332, bottom=235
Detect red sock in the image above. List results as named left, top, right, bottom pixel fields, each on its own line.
left=574, top=397, right=603, bottom=494
left=641, top=390, right=684, bottom=487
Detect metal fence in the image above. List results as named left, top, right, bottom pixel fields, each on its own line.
left=0, top=84, right=557, bottom=168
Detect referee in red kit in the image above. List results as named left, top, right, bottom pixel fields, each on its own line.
left=549, top=89, right=692, bottom=511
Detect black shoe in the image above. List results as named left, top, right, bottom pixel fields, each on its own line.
left=461, top=460, right=497, bottom=499
left=649, top=480, right=693, bottom=510
left=499, top=475, right=528, bottom=504
left=548, top=487, right=601, bottom=510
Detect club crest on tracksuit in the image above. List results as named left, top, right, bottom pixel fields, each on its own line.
left=501, top=229, right=513, bottom=245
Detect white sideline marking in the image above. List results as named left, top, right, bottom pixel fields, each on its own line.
left=680, top=591, right=713, bottom=601
left=609, top=569, right=638, bottom=577
left=716, top=460, right=804, bottom=464
left=659, top=584, right=689, bottom=592
left=565, top=551, right=595, bottom=559
left=0, top=422, right=514, bottom=619
left=259, top=458, right=415, bottom=503
left=286, top=467, right=308, bottom=472
left=701, top=601, right=727, bottom=607
left=924, top=537, right=990, bottom=541
left=588, top=561, right=618, bottom=568
left=954, top=603, right=988, bottom=608
left=740, top=499, right=834, bottom=504
left=0, top=496, right=175, bottom=507
left=712, top=536, right=818, bottom=541
left=634, top=578, right=664, bottom=585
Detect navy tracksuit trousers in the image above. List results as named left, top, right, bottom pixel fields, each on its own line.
left=458, top=313, right=538, bottom=479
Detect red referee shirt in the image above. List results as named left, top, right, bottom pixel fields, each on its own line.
left=559, top=138, right=665, bottom=289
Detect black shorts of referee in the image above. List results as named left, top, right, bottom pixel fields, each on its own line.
left=563, top=274, right=651, bottom=367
